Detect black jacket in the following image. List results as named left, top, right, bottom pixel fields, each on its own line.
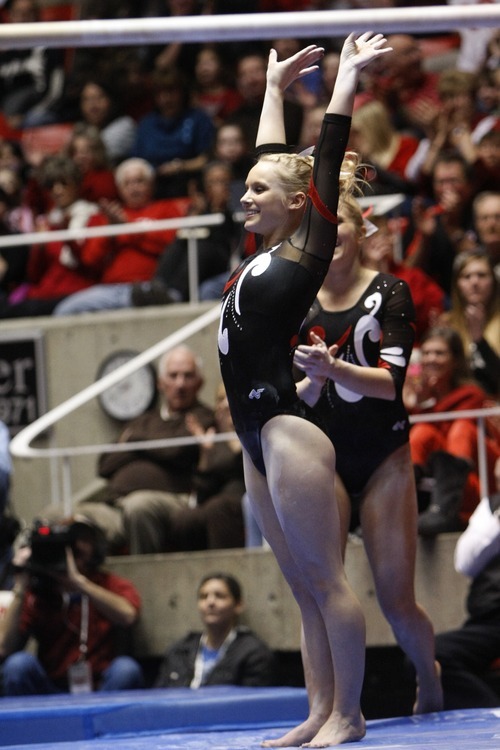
left=467, top=554, right=500, bottom=621
left=155, top=626, right=276, bottom=688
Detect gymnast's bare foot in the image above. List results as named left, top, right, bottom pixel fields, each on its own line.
left=413, top=660, right=443, bottom=715
left=261, top=715, right=326, bottom=747
left=301, top=710, right=366, bottom=748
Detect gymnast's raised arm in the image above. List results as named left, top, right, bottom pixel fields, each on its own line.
left=256, top=45, right=324, bottom=148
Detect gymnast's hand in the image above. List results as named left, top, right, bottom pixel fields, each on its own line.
left=339, top=31, right=393, bottom=73
left=294, top=331, right=339, bottom=380
left=266, top=44, right=324, bottom=94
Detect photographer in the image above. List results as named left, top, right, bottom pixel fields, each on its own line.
left=0, top=516, right=144, bottom=696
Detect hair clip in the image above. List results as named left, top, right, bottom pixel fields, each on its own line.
left=361, top=206, right=378, bottom=237
left=363, top=219, right=379, bottom=237
left=297, top=145, right=315, bottom=157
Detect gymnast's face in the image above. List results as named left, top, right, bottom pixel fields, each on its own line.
left=329, top=204, right=364, bottom=271
left=241, top=161, right=294, bottom=239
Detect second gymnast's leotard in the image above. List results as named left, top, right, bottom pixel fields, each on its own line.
left=218, top=114, right=350, bottom=475
left=299, top=273, right=416, bottom=495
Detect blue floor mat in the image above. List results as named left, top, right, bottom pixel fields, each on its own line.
left=0, top=687, right=499, bottom=749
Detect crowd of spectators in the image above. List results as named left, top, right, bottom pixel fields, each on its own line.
left=0, top=0, right=497, bottom=310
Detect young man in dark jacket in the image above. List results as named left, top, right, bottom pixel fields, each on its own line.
left=155, top=572, right=276, bottom=688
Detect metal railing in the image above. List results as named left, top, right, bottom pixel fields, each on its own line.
left=10, top=324, right=499, bottom=515
left=0, top=213, right=225, bottom=305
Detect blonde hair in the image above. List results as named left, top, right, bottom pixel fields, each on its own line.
left=257, top=149, right=362, bottom=206
left=351, top=99, right=394, bottom=156
left=338, top=193, right=365, bottom=236
left=339, top=150, right=366, bottom=237
left=257, top=152, right=314, bottom=197
left=339, top=150, right=363, bottom=199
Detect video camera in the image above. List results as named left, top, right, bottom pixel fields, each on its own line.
left=26, top=516, right=107, bottom=581
left=10, top=517, right=106, bottom=597
left=28, top=520, right=76, bottom=575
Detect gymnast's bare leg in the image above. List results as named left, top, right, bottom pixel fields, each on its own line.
left=293, top=445, right=441, bottom=743
left=243, top=414, right=366, bottom=747
left=358, top=444, right=443, bottom=713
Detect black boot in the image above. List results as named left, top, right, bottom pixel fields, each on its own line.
left=414, top=463, right=432, bottom=513
left=417, top=451, right=471, bottom=537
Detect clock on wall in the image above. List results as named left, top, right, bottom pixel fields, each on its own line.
left=96, top=350, right=157, bottom=421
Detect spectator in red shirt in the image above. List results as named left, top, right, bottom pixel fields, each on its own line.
left=349, top=97, right=421, bottom=195
left=0, top=515, right=143, bottom=695
left=0, top=155, right=100, bottom=318
left=65, top=123, right=119, bottom=204
left=362, top=33, right=440, bottom=137
left=191, top=44, right=243, bottom=127
left=404, top=326, right=500, bottom=536
left=53, top=157, right=189, bottom=315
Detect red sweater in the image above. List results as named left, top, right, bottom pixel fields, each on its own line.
left=411, top=383, right=489, bottom=435
left=26, top=242, right=98, bottom=299
left=81, top=169, right=119, bottom=204
left=389, top=134, right=420, bottom=179
left=80, top=198, right=190, bottom=283
left=26, top=200, right=100, bottom=299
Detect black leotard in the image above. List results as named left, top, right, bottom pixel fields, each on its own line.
left=218, top=114, right=350, bottom=475
left=299, top=273, right=416, bottom=495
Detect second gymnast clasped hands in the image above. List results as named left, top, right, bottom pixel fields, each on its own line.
left=295, top=330, right=339, bottom=383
